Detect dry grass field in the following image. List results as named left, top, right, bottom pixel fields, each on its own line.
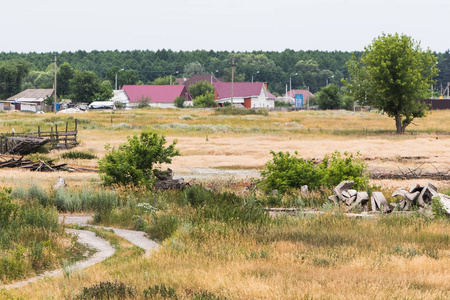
left=0, top=108, right=449, bottom=188
left=1, top=108, right=450, bottom=299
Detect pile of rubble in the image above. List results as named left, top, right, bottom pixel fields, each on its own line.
left=0, top=155, right=68, bottom=172
left=154, top=168, right=189, bottom=190
left=328, top=180, right=450, bottom=215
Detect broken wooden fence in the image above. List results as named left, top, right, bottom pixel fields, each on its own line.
left=0, top=119, right=78, bottom=154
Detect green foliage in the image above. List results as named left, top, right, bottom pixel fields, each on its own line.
left=189, top=81, right=215, bottom=99
left=316, top=84, right=343, bottom=110
left=431, top=197, right=448, bottom=220
left=61, top=150, right=97, bottom=160
left=344, top=33, right=438, bottom=133
left=185, top=186, right=269, bottom=225
left=184, top=61, right=206, bottom=77
left=137, top=96, right=151, bottom=108
left=70, top=70, right=103, bottom=103
left=260, top=151, right=368, bottom=193
left=214, top=106, right=268, bottom=116
left=94, top=80, right=114, bottom=102
left=193, top=92, right=217, bottom=108
left=0, top=59, right=31, bottom=99
left=98, top=130, right=180, bottom=187
left=57, top=62, right=74, bottom=96
left=151, top=75, right=175, bottom=85
left=144, top=283, right=178, bottom=299
left=76, top=280, right=137, bottom=300
left=174, top=96, right=185, bottom=108
left=275, top=100, right=292, bottom=107
left=147, top=211, right=180, bottom=240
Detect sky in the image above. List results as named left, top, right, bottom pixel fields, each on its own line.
left=1, top=0, right=449, bottom=53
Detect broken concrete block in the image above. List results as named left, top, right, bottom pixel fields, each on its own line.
left=334, top=180, right=354, bottom=201
left=371, top=192, right=391, bottom=213
left=345, top=195, right=357, bottom=206
left=301, top=185, right=308, bottom=195
left=392, top=188, right=420, bottom=210
left=328, top=195, right=339, bottom=206
left=417, top=182, right=438, bottom=207
left=53, top=176, right=66, bottom=190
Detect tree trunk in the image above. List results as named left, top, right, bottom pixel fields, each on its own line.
left=395, top=114, right=404, bottom=134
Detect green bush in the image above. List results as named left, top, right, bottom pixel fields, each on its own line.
left=76, top=280, right=137, bottom=300
left=260, top=151, right=368, bottom=193
left=147, top=212, right=180, bottom=241
left=98, top=130, right=180, bottom=187
left=215, top=106, right=268, bottom=116
left=61, top=150, right=97, bottom=160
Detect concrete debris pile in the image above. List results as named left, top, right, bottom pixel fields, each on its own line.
left=328, top=180, right=370, bottom=212
left=392, top=182, right=450, bottom=214
left=154, top=168, right=189, bottom=190
left=329, top=180, right=450, bottom=215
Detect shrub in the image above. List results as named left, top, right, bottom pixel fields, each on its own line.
left=75, top=280, right=137, bottom=300
left=61, top=150, right=97, bottom=160
left=174, top=96, right=185, bottom=108
left=275, top=100, right=292, bottom=107
left=143, top=283, right=178, bottom=299
left=193, top=92, right=217, bottom=108
left=98, top=130, right=180, bottom=187
left=137, top=96, right=151, bottom=108
left=260, top=151, right=368, bottom=193
left=215, top=107, right=268, bottom=116
left=147, top=212, right=180, bottom=241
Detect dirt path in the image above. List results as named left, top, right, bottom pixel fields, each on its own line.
left=3, top=229, right=115, bottom=290
left=3, top=215, right=158, bottom=289
left=60, top=215, right=159, bottom=256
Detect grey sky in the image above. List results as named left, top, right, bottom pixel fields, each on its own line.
left=1, top=0, right=449, bottom=53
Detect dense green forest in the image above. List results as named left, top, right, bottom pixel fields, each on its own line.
left=0, top=49, right=449, bottom=99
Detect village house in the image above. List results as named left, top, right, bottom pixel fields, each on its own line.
left=212, top=82, right=276, bottom=108
left=122, top=85, right=189, bottom=108
left=4, top=89, right=55, bottom=112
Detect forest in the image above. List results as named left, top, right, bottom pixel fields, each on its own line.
left=0, top=48, right=449, bottom=99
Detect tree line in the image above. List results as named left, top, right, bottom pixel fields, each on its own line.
left=0, top=47, right=449, bottom=105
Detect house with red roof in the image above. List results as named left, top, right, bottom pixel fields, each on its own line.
left=283, top=89, right=314, bottom=107
left=122, top=85, right=189, bottom=108
left=212, top=82, right=275, bottom=108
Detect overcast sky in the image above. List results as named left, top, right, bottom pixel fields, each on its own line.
left=1, top=0, right=449, bottom=53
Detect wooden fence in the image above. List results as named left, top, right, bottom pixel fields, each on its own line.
left=0, top=119, right=78, bottom=154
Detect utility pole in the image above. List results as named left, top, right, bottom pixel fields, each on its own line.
left=231, top=58, right=235, bottom=107
left=54, top=55, right=57, bottom=114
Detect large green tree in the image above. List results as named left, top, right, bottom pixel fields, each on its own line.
left=0, top=60, right=31, bottom=99
left=70, top=70, right=103, bottom=103
left=57, top=62, right=74, bottom=97
left=344, top=33, right=439, bottom=134
left=316, top=84, right=342, bottom=110
left=188, top=81, right=214, bottom=99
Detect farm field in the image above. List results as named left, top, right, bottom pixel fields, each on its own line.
left=1, top=108, right=449, bottom=299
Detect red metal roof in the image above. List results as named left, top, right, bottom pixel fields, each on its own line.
left=284, top=89, right=314, bottom=99
left=122, top=85, right=186, bottom=103
left=213, top=82, right=265, bottom=99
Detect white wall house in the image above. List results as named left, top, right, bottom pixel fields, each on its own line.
left=213, top=82, right=275, bottom=108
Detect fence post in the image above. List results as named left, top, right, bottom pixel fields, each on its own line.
left=38, top=126, right=41, bottom=137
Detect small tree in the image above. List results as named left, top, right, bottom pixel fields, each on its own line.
left=174, top=96, right=185, bottom=108
left=316, top=84, right=342, bottom=110
left=193, top=92, right=217, bottom=108
left=137, top=96, right=150, bottom=108
left=189, top=81, right=214, bottom=99
left=98, top=131, right=180, bottom=187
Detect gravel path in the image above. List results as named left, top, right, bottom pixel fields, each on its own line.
left=3, top=215, right=158, bottom=289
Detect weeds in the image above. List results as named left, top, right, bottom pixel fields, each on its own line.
left=61, top=150, right=97, bottom=160
left=75, top=280, right=137, bottom=300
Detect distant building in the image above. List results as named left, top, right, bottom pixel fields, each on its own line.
left=4, top=89, right=55, bottom=112
left=283, top=89, right=314, bottom=107
left=122, top=85, right=189, bottom=108
left=110, top=90, right=129, bottom=106
left=213, top=82, right=275, bottom=108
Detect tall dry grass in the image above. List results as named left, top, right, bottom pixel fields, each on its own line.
left=5, top=214, right=450, bottom=299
